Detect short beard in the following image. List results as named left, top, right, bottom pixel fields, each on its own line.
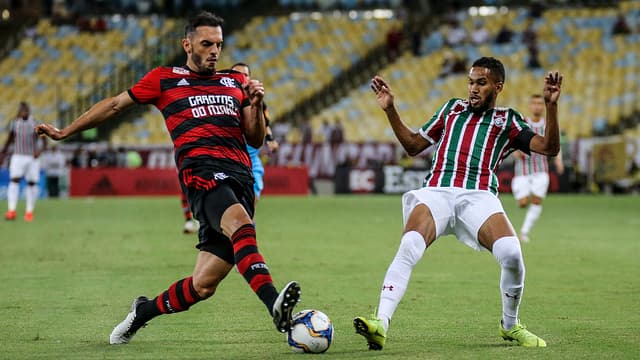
left=191, top=53, right=214, bottom=74
left=470, top=93, right=495, bottom=114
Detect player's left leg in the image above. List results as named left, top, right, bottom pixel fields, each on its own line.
left=24, top=157, right=41, bottom=221
left=479, top=214, right=546, bottom=347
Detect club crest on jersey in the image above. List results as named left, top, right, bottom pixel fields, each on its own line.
left=492, top=115, right=506, bottom=127
left=220, top=77, right=236, bottom=87
left=172, top=67, right=189, bottom=75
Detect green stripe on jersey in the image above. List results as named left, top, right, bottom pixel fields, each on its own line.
left=464, top=110, right=493, bottom=189
left=440, top=111, right=472, bottom=187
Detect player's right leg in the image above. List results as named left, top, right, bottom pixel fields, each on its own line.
left=109, top=252, right=233, bottom=344
left=354, top=203, right=436, bottom=350
left=5, top=178, right=20, bottom=220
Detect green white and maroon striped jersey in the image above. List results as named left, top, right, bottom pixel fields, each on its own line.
left=419, top=98, right=531, bottom=195
left=514, top=118, right=547, bottom=176
left=8, top=116, right=39, bottom=156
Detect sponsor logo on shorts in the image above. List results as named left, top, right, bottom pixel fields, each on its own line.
left=213, top=172, right=228, bottom=181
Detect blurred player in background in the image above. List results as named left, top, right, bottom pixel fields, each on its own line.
left=231, top=62, right=279, bottom=201
left=0, top=101, right=47, bottom=221
left=36, top=11, right=300, bottom=345
left=354, top=58, right=562, bottom=349
left=511, top=94, right=564, bottom=243
left=181, top=192, right=198, bottom=233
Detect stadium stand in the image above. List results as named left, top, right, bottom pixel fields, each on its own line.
left=110, top=11, right=401, bottom=145
left=0, top=15, right=178, bottom=137
left=309, top=2, right=640, bottom=142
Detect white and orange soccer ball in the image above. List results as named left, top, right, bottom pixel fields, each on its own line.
left=287, top=309, right=334, bottom=353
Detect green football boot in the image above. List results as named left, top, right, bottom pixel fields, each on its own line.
left=353, top=316, right=387, bottom=350
left=499, top=322, right=547, bottom=347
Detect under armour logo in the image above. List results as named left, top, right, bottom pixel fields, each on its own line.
left=213, top=172, right=228, bottom=180
left=220, top=77, right=235, bottom=87
left=382, top=285, right=394, bottom=291
left=505, top=293, right=519, bottom=300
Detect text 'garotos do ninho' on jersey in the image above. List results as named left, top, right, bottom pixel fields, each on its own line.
left=188, top=95, right=238, bottom=118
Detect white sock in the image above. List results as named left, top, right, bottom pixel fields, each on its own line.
left=26, top=185, right=38, bottom=212
left=7, top=182, right=19, bottom=212
left=521, top=204, right=542, bottom=235
left=377, top=231, right=426, bottom=332
left=492, top=236, right=525, bottom=330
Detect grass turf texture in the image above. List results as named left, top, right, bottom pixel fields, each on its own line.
left=0, top=195, right=638, bottom=359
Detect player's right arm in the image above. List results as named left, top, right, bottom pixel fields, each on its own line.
left=36, top=91, right=135, bottom=141
left=371, top=75, right=431, bottom=156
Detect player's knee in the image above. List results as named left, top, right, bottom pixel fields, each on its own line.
left=192, top=275, right=224, bottom=299
left=517, top=199, right=528, bottom=208
left=493, top=237, right=524, bottom=270
left=10, top=178, right=20, bottom=183
left=27, top=181, right=36, bottom=187
left=531, top=197, right=542, bottom=205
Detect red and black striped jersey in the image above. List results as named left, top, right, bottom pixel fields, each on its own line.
left=128, top=66, right=252, bottom=182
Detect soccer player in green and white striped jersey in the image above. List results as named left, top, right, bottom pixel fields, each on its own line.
left=511, top=94, right=564, bottom=243
left=354, top=57, right=562, bottom=349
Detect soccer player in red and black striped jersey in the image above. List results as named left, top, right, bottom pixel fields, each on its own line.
left=36, top=11, right=300, bottom=345
left=354, top=58, right=562, bottom=349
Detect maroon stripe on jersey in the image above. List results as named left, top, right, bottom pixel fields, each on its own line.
left=172, top=124, right=243, bottom=149
left=156, top=295, right=167, bottom=313
left=477, top=113, right=504, bottom=189
left=427, top=109, right=459, bottom=188
left=453, top=113, right=481, bottom=188
left=179, top=147, right=251, bottom=168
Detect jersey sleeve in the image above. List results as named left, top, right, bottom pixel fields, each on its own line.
left=128, top=67, right=162, bottom=104
left=418, top=98, right=457, bottom=144
left=507, top=109, right=535, bottom=155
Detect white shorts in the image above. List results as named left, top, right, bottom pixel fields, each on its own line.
left=511, top=172, right=549, bottom=200
left=402, top=187, right=506, bottom=251
left=9, top=154, right=40, bottom=182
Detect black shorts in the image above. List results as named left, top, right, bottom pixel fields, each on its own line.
left=183, top=175, right=255, bottom=265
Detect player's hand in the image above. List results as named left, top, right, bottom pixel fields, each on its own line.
left=267, top=139, right=279, bottom=153
left=35, top=123, right=66, bottom=141
left=247, top=79, right=265, bottom=107
left=371, top=76, right=394, bottom=111
left=543, top=71, right=562, bottom=104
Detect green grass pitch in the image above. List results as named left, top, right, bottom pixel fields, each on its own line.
left=0, top=194, right=638, bottom=359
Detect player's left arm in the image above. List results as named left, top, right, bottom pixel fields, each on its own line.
left=529, top=71, right=562, bottom=156
left=242, top=79, right=266, bottom=148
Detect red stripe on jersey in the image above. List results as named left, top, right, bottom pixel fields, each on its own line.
left=172, top=124, right=243, bottom=149
left=178, top=147, right=251, bottom=168
left=427, top=110, right=459, bottom=188
left=477, top=113, right=504, bottom=189
left=453, top=113, right=481, bottom=188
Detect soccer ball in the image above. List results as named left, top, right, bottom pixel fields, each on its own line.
left=287, top=309, right=334, bottom=353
